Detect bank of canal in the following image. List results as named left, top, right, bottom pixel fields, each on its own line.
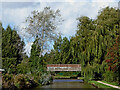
left=33, top=79, right=94, bottom=89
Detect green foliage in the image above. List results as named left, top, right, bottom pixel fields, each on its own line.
left=54, top=75, right=70, bottom=79
left=29, top=38, right=43, bottom=75
left=105, top=35, right=120, bottom=84
left=2, top=25, right=25, bottom=74
left=103, top=71, right=115, bottom=82
left=0, top=22, right=2, bottom=69
left=52, top=35, right=63, bottom=64
left=2, top=74, right=37, bottom=89
left=2, top=58, right=17, bottom=74
left=2, top=74, right=15, bottom=88
left=39, top=73, right=53, bottom=85
left=14, top=74, right=37, bottom=88
left=28, top=38, right=52, bottom=86
left=61, top=37, right=70, bottom=64
left=2, top=26, right=24, bottom=59
left=16, top=57, right=30, bottom=74
left=56, top=71, right=79, bottom=76
left=75, top=6, right=119, bottom=81
left=31, top=38, right=41, bottom=57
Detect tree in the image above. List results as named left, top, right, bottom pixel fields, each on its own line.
left=74, top=7, right=119, bottom=80
left=2, top=25, right=25, bottom=74
left=53, top=35, right=63, bottom=64
left=25, top=7, right=63, bottom=57
left=0, top=22, right=2, bottom=69
left=105, top=35, right=120, bottom=84
left=29, top=38, right=41, bottom=74
left=2, top=26, right=24, bottom=59
left=61, top=37, right=70, bottom=64
left=29, top=38, right=47, bottom=77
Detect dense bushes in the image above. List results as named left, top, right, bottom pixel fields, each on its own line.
left=14, top=74, right=37, bottom=88
left=103, top=71, right=115, bottom=82
left=2, top=58, right=17, bottom=74
left=2, top=74, right=15, bottom=88
left=2, top=74, right=38, bottom=89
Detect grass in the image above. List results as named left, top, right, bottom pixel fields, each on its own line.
left=88, top=81, right=115, bottom=88
left=77, top=77, right=84, bottom=80
left=101, top=81, right=120, bottom=87
left=53, top=75, right=70, bottom=79
left=53, top=74, right=78, bottom=79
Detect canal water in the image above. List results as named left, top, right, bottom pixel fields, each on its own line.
left=34, top=79, right=94, bottom=89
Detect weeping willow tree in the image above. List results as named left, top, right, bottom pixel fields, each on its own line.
left=75, top=7, right=119, bottom=81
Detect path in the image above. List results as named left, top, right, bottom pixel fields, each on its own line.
left=97, top=81, right=120, bottom=89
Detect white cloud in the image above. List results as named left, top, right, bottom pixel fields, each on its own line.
left=1, top=0, right=39, bottom=2
left=92, top=0, right=117, bottom=2
left=0, top=3, right=2, bottom=21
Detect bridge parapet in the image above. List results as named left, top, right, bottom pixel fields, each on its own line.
left=47, top=64, right=81, bottom=71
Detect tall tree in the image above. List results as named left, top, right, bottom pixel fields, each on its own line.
left=2, top=25, right=25, bottom=73
left=61, top=37, right=70, bottom=64
left=25, top=7, right=63, bottom=57
left=75, top=7, right=119, bottom=80
left=53, top=35, right=63, bottom=64
left=29, top=38, right=41, bottom=74
left=2, top=26, right=24, bottom=59
left=0, top=22, right=2, bottom=69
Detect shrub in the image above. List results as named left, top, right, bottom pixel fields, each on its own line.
left=3, top=74, right=38, bottom=89
left=39, top=73, right=53, bottom=85
left=2, top=58, right=17, bottom=74
left=103, top=71, right=115, bottom=82
left=14, top=74, right=37, bottom=88
left=2, top=74, right=16, bottom=88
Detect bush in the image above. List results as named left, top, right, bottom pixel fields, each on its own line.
left=2, top=74, right=16, bottom=88
left=2, top=74, right=38, bottom=89
left=103, top=71, right=115, bottom=82
left=94, top=72, right=102, bottom=80
left=16, top=58, right=30, bottom=74
left=2, top=58, right=17, bottom=74
left=14, top=74, right=37, bottom=88
left=39, top=73, right=53, bottom=85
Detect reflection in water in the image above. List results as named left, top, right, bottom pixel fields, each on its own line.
left=39, top=79, right=94, bottom=88
left=53, top=79, right=83, bottom=82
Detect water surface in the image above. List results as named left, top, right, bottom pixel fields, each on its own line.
left=36, top=79, right=94, bottom=89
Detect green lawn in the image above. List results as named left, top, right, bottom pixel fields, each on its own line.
left=77, top=77, right=84, bottom=80
left=53, top=75, right=70, bottom=79
left=88, top=81, right=115, bottom=88
left=53, top=74, right=78, bottom=79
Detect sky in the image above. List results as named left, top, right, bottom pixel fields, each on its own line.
left=0, top=0, right=119, bottom=56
